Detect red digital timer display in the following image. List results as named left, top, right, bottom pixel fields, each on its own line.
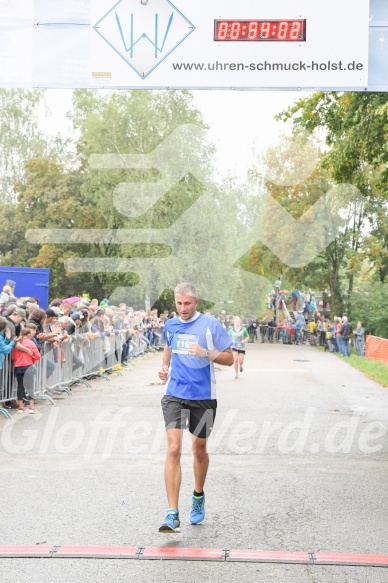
left=214, top=20, right=306, bottom=42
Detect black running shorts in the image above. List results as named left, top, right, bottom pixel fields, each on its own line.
left=161, top=395, right=217, bottom=439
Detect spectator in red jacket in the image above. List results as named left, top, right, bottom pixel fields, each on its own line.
left=12, top=328, right=40, bottom=414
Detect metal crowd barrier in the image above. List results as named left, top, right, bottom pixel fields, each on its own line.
left=129, top=330, right=148, bottom=357
left=0, top=329, right=157, bottom=418
left=153, top=327, right=165, bottom=347
left=0, top=355, right=17, bottom=418
left=46, top=333, right=125, bottom=391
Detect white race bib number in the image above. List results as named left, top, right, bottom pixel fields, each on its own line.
left=171, top=333, right=199, bottom=354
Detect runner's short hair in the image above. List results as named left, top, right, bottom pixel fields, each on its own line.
left=174, top=283, right=198, bottom=298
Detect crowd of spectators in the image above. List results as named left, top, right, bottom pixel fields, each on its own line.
left=267, top=288, right=329, bottom=317
left=0, top=283, right=174, bottom=411
left=261, top=286, right=365, bottom=358
left=255, top=312, right=364, bottom=357
left=211, top=287, right=365, bottom=359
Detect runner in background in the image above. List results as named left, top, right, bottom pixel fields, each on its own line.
left=228, top=316, right=249, bottom=379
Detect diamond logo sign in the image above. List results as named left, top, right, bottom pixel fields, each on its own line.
left=93, top=0, right=195, bottom=79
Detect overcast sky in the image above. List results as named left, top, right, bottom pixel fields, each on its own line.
left=193, top=90, right=311, bottom=179
left=42, top=88, right=312, bottom=179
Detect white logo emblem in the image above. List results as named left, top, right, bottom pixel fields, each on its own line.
left=93, top=0, right=195, bottom=79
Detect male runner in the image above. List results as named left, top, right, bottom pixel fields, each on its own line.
left=158, top=283, right=233, bottom=533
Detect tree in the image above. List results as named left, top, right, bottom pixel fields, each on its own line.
left=68, top=90, right=214, bottom=307
left=0, top=89, right=56, bottom=203
left=278, top=92, right=388, bottom=261
left=350, top=278, right=388, bottom=337
left=7, top=90, right=238, bottom=306
left=275, top=92, right=388, bottom=311
left=6, top=158, right=93, bottom=297
left=239, top=133, right=360, bottom=314
left=4, top=89, right=278, bottom=313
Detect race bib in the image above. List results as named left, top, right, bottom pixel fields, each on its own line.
left=171, top=333, right=199, bottom=355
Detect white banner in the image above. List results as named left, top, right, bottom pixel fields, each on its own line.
left=0, top=0, right=371, bottom=89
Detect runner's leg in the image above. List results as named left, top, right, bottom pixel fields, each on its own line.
left=239, top=352, right=244, bottom=372
left=233, top=350, right=239, bottom=377
left=192, top=435, right=209, bottom=493
left=164, top=428, right=183, bottom=509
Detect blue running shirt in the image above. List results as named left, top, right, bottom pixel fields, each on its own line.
left=163, top=313, right=233, bottom=400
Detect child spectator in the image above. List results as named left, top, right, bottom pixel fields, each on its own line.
left=302, top=321, right=309, bottom=344
left=25, top=322, right=39, bottom=348
left=0, top=285, right=13, bottom=312
left=308, top=319, right=316, bottom=345
left=12, top=328, right=40, bottom=414
left=291, top=289, right=300, bottom=311
left=336, top=317, right=343, bottom=355
left=318, top=319, right=327, bottom=346
left=327, top=321, right=336, bottom=352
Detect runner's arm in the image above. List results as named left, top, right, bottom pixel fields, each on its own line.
left=158, top=345, right=171, bottom=382
left=241, top=328, right=250, bottom=343
left=213, top=348, right=234, bottom=366
left=188, top=343, right=233, bottom=366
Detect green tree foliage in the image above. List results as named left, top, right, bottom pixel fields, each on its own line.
left=7, top=88, right=386, bottom=321
left=260, top=92, right=388, bottom=319
left=350, top=279, right=388, bottom=338
left=278, top=92, right=388, bottom=284
left=69, top=90, right=213, bottom=307
left=3, top=89, right=249, bottom=307
left=0, top=89, right=59, bottom=203
left=2, top=158, right=94, bottom=297
left=240, top=133, right=359, bottom=314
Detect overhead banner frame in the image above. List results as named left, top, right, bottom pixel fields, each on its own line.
left=91, top=0, right=369, bottom=89
left=0, top=0, right=386, bottom=90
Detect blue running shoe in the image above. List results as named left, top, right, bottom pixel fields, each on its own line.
left=189, top=494, right=205, bottom=525
left=158, top=509, right=180, bottom=533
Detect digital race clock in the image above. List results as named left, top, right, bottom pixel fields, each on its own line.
left=214, top=20, right=306, bottom=42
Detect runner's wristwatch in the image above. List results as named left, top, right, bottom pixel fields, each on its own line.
left=205, top=350, right=211, bottom=359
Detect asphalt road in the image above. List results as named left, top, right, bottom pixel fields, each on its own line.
left=1, top=343, right=387, bottom=583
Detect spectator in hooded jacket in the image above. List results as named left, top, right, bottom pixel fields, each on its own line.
left=354, top=321, right=365, bottom=357
left=339, top=316, right=353, bottom=358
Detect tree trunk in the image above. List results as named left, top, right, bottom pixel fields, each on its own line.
left=325, top=243, right=343, bottom=316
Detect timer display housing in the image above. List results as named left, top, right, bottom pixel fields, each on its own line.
left=214, top=19, right=306, bottom=42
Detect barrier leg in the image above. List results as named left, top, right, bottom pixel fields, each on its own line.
left=0, top=406, right=11, bottom=419
left=36, top=394, right=56, bottom=406
left=47, top=383, right=73, bottom=396
left=123, top=361, right=135, bottom=370
left=105, top=368, right=122, bottom=377
left=68, top=378, right=92, bottom=388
